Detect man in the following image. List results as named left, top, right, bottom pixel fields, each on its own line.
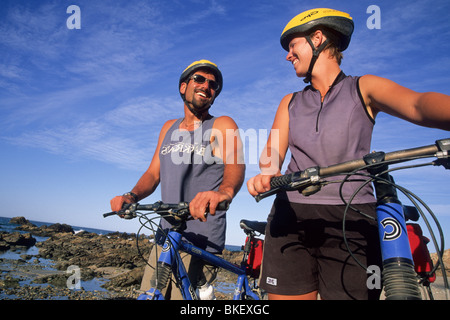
left=110, top=59, right=245, bottom=299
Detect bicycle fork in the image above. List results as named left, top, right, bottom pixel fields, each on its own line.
left=376, top=201, right=422, bottom=300
left=366, top=152, right=422, bottom=300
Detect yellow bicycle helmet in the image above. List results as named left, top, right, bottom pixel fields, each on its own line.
left=178, top=59, right=223, bottom=117
left=280, top=8, right=354, bottom=83
left=179, top=59, right=223, bottom=98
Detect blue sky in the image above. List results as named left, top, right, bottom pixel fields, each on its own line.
left=1, top=0, right=449, bottom=249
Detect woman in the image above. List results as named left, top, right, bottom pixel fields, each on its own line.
left=247, top=8, right=450, bottom=300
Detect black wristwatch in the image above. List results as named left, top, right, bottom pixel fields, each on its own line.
left=123, top=192, right=138, bottom=202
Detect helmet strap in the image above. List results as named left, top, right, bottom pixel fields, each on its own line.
left=184, top=99, right=211, bottom=119
left=182, top=79, right=212, bottom=119
left=182, top=88, right=212, bottom=120
left=303, top=37, right=330, bottom=83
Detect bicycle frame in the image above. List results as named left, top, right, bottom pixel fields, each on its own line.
left=137, top=226, right=260, bottom=300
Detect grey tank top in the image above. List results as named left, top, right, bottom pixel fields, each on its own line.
left=282, top=72, right=376, bottom=204
left=159, top=117, right=226, bottom=253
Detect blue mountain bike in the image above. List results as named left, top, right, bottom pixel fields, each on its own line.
left=254, top=138, right=450, bottom=300
left=104, top=201, right=266, bottom=300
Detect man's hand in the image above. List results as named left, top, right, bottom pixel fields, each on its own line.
left=189, top=190, right=232, bottom=222
left=110, top=194, right=135, bottom=217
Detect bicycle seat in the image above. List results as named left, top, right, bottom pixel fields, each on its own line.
left=403, top=205, right=419, bottom=222
left=239, top=220, right=267, bottom=235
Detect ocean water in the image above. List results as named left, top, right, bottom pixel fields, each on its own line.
left=0, top=216, right=114, bottom=236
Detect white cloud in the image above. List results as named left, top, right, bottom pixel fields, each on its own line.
left=2, top=94, right=182, bottom=170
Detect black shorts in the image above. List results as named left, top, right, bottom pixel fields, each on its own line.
left=260, top=198, right=382, bottom=300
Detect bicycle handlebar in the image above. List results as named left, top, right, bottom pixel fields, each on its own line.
left=103, top=200, right=230, bottom=220
left=255, top=138, right=450, bottom=202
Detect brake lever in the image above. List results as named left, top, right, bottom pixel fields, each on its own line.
left=120, top=203, right=138, bottom=219
left=103, top=202, right=137, bottom=219
left=254, top=188, right=281, bottom=202
left=434, top=151, right=450, bottom=169
left=170, top=208, right=190, bottom=220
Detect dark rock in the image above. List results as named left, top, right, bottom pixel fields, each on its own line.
left=102, top=267, right=144, bottom=290
left=222, top=249, right=244, bottom=264
left=33, top=273, right=68, bottom=288
left=0, top=232, right=36, bottom=248
left=0, top=276, right=20, bottom=288
left=15, top=222, right=74, bottom=237
left=9, top=216, right=35, bottom=227
left=0, top=240, right=11, bottom=251
left=46, top=223, right=74, bottom=234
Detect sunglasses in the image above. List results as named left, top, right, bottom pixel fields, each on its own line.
left=190, top=74, right=220, bottom=91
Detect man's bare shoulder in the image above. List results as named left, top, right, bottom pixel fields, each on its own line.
left=213, top=115, right=239, bottom=130
left=161, top=118, right=177, bottom=131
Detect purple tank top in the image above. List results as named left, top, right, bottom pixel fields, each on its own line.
left=283, top=72, right=376, bottom=204
left=159, top=117, right=226, bottom=253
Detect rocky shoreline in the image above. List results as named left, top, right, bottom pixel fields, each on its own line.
left=1, top=216, right=448, bottom=300
left=0, top=217, right=242, bottom=300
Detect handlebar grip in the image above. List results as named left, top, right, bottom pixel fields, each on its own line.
left=103, top=211, right=117, bottom=218
left=270, top=174, right=293, bottom=188
left=216, top=200, right=230, bottom=211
